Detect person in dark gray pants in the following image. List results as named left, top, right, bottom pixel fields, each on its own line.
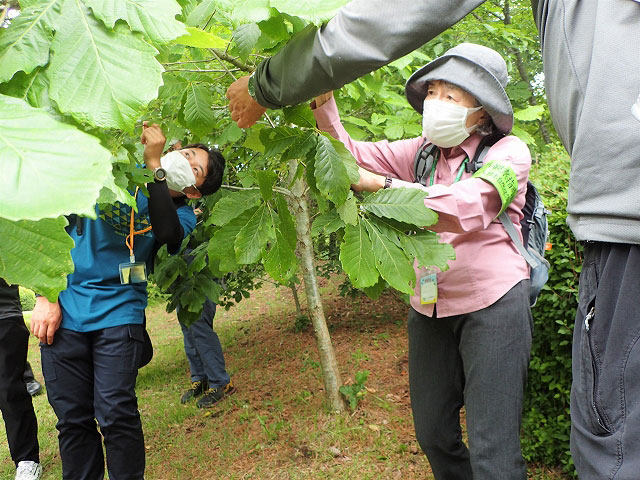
left=409, top=282, right=532, bottom=479
left=179, top=299, right=235, bottom=408
left=309, top=43, right=533, bottom=478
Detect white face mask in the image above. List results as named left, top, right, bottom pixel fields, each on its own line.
left=422, top=99, right=483, bottom=148
left=160, top=150, right=197, bottom=193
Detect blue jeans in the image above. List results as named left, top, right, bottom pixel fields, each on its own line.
left=179, top=300, right=230, bottom=388
left=408, top=280, right=532, bottom=480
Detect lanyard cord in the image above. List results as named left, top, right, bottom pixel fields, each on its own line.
left=125, top=187, right=153, bottom=262
left=428, top=150, right=469, bottom=187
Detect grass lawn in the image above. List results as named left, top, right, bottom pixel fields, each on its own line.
left=1, top=278, right=566, bottom=479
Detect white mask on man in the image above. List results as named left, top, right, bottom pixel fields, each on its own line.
left=160, top=150, right=197, bottom=192
left=422, top=99, right=483, bottom=148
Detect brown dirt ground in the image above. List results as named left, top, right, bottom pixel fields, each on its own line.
left=140, top=275, right=564, bottom=479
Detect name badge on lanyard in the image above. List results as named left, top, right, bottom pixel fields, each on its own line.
left=420, top=273, right=438, bottom=305
left=120, top=187, right=152, bottom=284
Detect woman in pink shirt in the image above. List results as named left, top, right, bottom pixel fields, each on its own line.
left=312, top=43, right=533, bottom=479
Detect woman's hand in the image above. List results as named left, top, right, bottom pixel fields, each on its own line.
left=352, top=167, right=386, bottom=192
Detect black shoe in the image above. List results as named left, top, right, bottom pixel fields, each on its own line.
left=196, top=381, right=237, bottom=409
left=180, top=380, right=208, bottom=404
left=25, top=380, right=43, bottom=397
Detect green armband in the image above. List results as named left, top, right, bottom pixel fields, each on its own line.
left=472, top=161, right=518, bottom=215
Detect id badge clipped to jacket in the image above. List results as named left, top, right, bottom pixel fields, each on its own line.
left=420, top=272, right=438, bottom=305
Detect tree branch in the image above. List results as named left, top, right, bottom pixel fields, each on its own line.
left=209, top=48, right=253, bottom=73
left=221, top=184, right=293, bottom=198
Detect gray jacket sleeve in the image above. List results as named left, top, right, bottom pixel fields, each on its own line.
left=253, top=0, right=486, bottom=109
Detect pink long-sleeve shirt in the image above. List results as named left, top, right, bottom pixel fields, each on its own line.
left=313, top=97, right=531, bottom=317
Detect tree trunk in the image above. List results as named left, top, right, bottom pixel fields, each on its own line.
left=289, top=280, right=303, bottom=318
left=286, top=160, right=346, bottom=412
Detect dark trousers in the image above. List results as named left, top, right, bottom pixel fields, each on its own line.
left=0, top=315, right=39, bottom=466
left=408, top=280, right=532, bottom=480
left=23, top=361, right=36, bottom=383
left=180, top=299, right=230, bottom=387
left=571, top=243, right=640, bottom=479
left=41, top=325, right=145, bottom=480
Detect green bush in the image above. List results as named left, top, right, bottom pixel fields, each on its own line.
left=19, top=286, right=36, bottom=311
left=522, top=146, right=581, bottom=476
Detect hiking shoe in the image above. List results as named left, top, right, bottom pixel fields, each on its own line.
left=15, top=461, right=42, bottom=480
left=180, top=380, right=208, bottom=404
left=196, top=381, right=237, bottom=408
left=25, top=379, right=43, bottom=397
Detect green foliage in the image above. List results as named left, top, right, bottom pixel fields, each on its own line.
left=339, top=370, right=370, bottom=411
left=19, top=286, right=36, bottom=311
left=293, top=314, right=310, bottom=332
left=0, top=93, right=113, bottom=219
left=0, top=216, right=74, bottom=301
left=522, top=147, right=579, bottom=476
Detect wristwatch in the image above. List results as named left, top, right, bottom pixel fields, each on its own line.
left=247, top=72, right=258, bottom=101
left=153, top=167, right=167, bottom=182
left=384, top=176, right=393, bottom=189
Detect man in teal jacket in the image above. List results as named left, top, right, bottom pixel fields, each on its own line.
left=227, top=1, right=640, bottom=478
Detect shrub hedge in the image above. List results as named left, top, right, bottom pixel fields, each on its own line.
left=521, top=146, right=582, bottom=476
left=19, top=286, right=36, bottom=312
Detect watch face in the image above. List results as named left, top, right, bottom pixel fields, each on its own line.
left=154, top=167, right=167, bottom=181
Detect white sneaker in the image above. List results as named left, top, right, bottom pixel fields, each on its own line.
left=14, top=461, right=42, bottom=480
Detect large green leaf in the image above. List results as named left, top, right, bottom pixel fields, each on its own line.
left=339, top=222, right=379, bottom=288
left=233, top=23, right=260, bottom=61
left=185, top=0, right=216, bottom=27
left=48, top=0, right=163, bottom=130
left=514, top=104, right=545, bottom=122
left=283, top=103, right=315, bottom=129
left=259, top=126, right=300, bottom=158
left=328, top=136, right=360, bottom=184
left=0, top=0, right=60, bottom=83
left=256, top=171, right=277, bottom=202
left=311, top=211, right=344, bottom=237
left=314, top=134, right=351, bottom=206
left=230, top=0, right=270, bottom=23
left=174, top=26, right=227, bottom=48
left=263, top=203, right=297, bottom=283
left=270, top=0, right=350, bottom=23
left=263, top=227, right=297, bottom=283
left=337, top=192, right=358, bottom=226
left=234, top=204, right=273, bottom=264
left=208, top=211, right=257, bottom=272
left=85, top=0, right=187, bottom=44
left=0, top=67, right=54, bottom=110
left=401, top=230, right=455, bottom=271
left=361, top=188, right=438, bottom=227
left=275, top=194, right=297, bottom=248
left=362, top=217, right=415, bottom=294
left=374, top=216, right=455, bottom=272
left=0, top=94, right=112, bottom=221
left=0, top=216, right=74, bottom=301
left=183, top=83, right=215, bottom=135
left=281, top=129, right=317, bottom=161
left=207, top=190, right=261, bottom=226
